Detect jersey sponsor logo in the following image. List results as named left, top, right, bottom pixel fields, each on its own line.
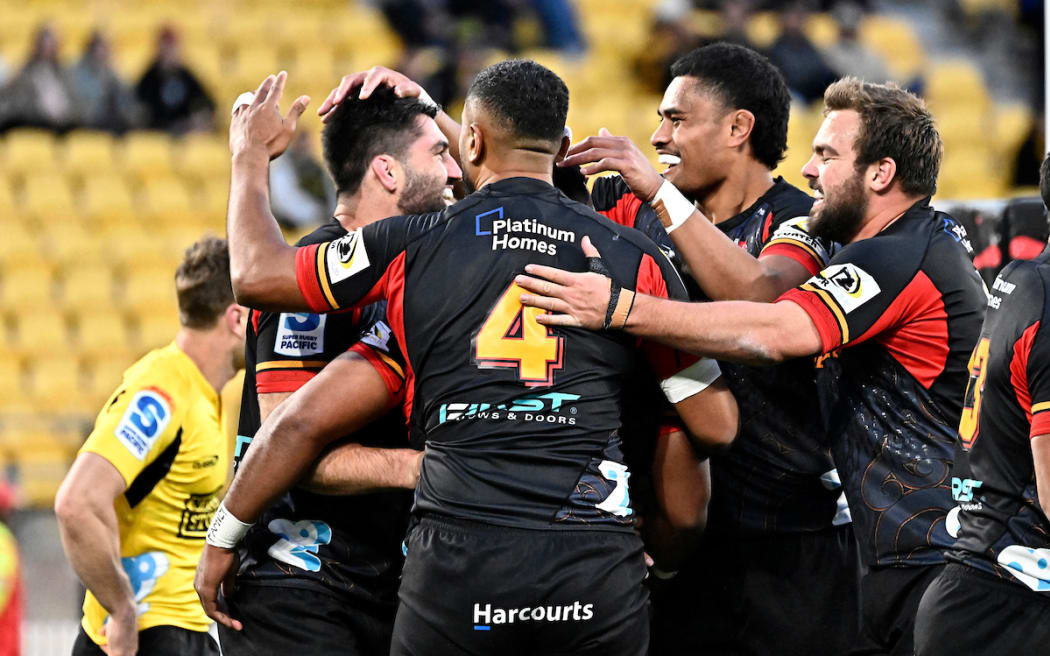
left=360, top=320, right=393, bottom=351
left=472, top=601, right=594, bottom=631
left=952, top=476, right=983, bottom=511
left=325, top=229, right=370, bottom=284
left=768, top=216, right=829, bottom=261
left=178, top=487, right=221, bottom=539
left=998, top=545, right=1050, bottom=592
left=275, top=312, right=326, bottom=356
left=941, top=217, right=974, bottom=255
left=266, top=519, right=332, bottom=572
left=436, top=392, right=580, bottom=426
left=120, top=551, right=169, bottom=616
left=991, top=277, right=1016, bottom=295
left=476, top=206, right=577, bottom=256
left=114, top=388, right=173, bottom=461
left=805, top=263, right=881, bottom=314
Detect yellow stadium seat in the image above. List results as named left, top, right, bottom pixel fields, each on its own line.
left=86, top=354, right=136, bottom=406
left=19, top=173, right=77, bottom=219
left=934, top=108, right=991, bottom=149
left=274, top=11, right=325, bottom=52
left=135, top=312, right=179, bottom=351
left=926, top=60, right=989, bottom=113
left=75, top=311, right=132, bottom=360
left=10, top=310, right=72, bottom=358
left=2, top=130, right=58, bottom=176
left=60, top=264, right=118, bottom=311
left=859, top=16, right=925, bottom=80
left=104, top=227, right=175, bottom=270
left=16, top=440, right=74, bottom=508
left=121, top=265, right=177, bottom=313
left=63, top=132, right=118, bottom=179
left=219, top=10, right=274, bottom=53
left=0, top=359, right=27, bottom=408
left=176, top=134, right=230, bottom=182
left=294, top=47, right=336, bottom=89
left=120, top=133, right=175, bottom=183
left=995, top=103, right=1034, bottom=157
left=29, top=355, right=87, bottom=411
left=0, top=179, right=15, bottom=212
left=233, top=45, right=289, bottom=91
left=806, top=13, right=838, bottom=48
left=0, top=222, right=40, bottom=265
left=182, top=44, right=224, bottom=96
left=746, top=12, right=781, bottom=49
left=141, top=177, right=195, bottom=224
left=1, top=264, right=56, bottom=311
left=112, top=41, right=155, bottom=80
left=80, top=174, right=138, bottom=227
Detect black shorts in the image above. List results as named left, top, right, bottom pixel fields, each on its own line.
left=72, top=625, right=218, bottom=656
left=915, top=562, right=1050, bottom=656
left=849, top=563, right=943, bottom=656
left=650, top=523, right=860, bottom=656
left=217, top=583, right=396, bottom=656
left=391, top=515, right=649, bottom=656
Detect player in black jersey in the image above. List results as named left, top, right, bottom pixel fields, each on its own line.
left=200, top=62, right=740, bottom=655
left=913, top=157, right=1050, bottom=656
left=518, top=78, right=986, bottom=656
left=569, top=43, right=855, bottom=655
left=215, top=86, right=460, bottom=655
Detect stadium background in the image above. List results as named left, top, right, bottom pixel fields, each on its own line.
left=0, top=0, right=1042, bottom=652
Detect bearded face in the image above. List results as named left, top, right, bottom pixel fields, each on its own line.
left=397, top=165, right=450, bottom=214
left=809, top=168, right=869, bottom=245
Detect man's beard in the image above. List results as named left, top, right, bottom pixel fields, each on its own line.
left=810, top=172, right=868, bottom=244
left=397, top=168, right=448, bottom=214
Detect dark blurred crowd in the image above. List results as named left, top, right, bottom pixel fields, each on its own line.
left=0, top=24, right=215, bottom=136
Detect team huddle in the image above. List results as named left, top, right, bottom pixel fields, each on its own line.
left=54, top=42, right=1050, bottom=656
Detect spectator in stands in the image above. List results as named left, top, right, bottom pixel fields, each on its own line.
left=0, top=24, right=80, bottom=133
left=766, top=1, right=838, bottom=103
left=269, top=131, right=336, bottom=230
left=822, top=1, right=891, bottom=83
left=135, top=26, right=215, bottom=135
left=71, top=31, right=138, bottom=134
left=531, top=0, right=586, bottom=53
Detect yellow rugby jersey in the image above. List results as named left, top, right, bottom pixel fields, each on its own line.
left=79, top=342, right=226, bottom=644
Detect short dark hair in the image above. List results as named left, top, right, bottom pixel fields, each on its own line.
left=321, top=85, right=438, bottom=195
left=175, top=236, right=234, bottom=328
left=1040, top=152, right=1050, bottom=210
left=466, top=59, right=569, bottom=144
left=670, top=43, right=791, bottom=170
left=823, top=77, right=942, bottom=197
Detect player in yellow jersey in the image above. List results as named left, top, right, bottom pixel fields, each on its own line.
left=56, top=237, right=245, bottom=656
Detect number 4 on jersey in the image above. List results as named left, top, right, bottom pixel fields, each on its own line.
left=473, top=282, right=564, bottom=386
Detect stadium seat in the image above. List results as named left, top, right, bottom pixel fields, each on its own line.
left=233, top=45, right=286, bottom=90
left=60, top=265, right=118, bottom=312
left=2, top=130, right=58, bottom=176
left=0, top=178, right=16, bottom=212
left=75, top=311, right=133, bottom=360
left=1, top=264, right=56, bottom=312
left=64, top=132, right=118, bottom=179
left=20, top=173, right=76, bottom=218
left=805, top=13, right=838, bottom=48
left=0, top=223, right=41, bottom=267
left=135, top=312, right=180, bottom=351
left=176, top=134, right=230, bottom=182
left=9, top=310, right=73, bottom=358
left=85, top=354, right=137, bottom=407
left=15, top=441, right=74, bottom=508
left=37, top=222, right=109, bottom=268
left=746, top=12, right=781, bottom=48
left=858, top=16, right=925, bottom=81
left=141, top=176, right=195, bottom=224
left=0, top=359, right=28, bottom=410
left=121, top=264, right=177, bottom=314
left=29, top=355, right=90, bottom=414
left=926, top=60, right=989, bottom=113
left=120, top=133, right=175, bottom=183
left=934, top=108, right=990, bottom=149
left=80, top=174, right=138, bottom=227
left=294, top=46, right=337, bottom=89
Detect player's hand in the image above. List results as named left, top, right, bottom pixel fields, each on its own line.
left=98, top=607, right=138, bottom=656
left=559, top=128, right=664, bottom=202
left=516, top=236, right=611, bottom=330
left=230, top=71, right=310, bottom=160
left=317, top=66, right=427, bottom=123
left=194, top=544, right=243, bottom=631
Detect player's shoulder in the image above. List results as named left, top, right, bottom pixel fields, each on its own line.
left=766, top=177, right=814, bottom=222
left=295, top=220, right=348, bottom=247
left=122, top=344, right=193, bottom=396
left=589, top=175, right=634, bottom=212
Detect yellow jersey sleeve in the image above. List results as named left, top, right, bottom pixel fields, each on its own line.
left=81, top=374, right=185, bottom=488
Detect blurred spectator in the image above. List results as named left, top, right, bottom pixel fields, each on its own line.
left=531, top=0, right=585, bottom=53
left=634, top=0, right=703, bottom=94
left=953, top=206, right=1001, bottom=285
left=71, top=31, right=138, bottom=134
left=134, top=26, right=215, bottom=134
left=822, top=1, right=891, bottom=83
left=999, top=196, right=1049, bottom=267
left=0, top=481, right=21, bottom=656
left=269, top=132, right=336, bottom=230
left=766, top=1, right=838, bottom=103
left=0, top=24, right=80, bottom=133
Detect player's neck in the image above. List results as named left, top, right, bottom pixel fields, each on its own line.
left=332, top=193, right=398, bottom=231
left=175, top=328, right=238, bottom=394
left=851, top=192, right=926, bottom=243
left=474, top=151, right=555, bottom=190
left=695, top=161, right=774, bottom=225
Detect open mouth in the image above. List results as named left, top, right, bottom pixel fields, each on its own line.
left=442, top=187, right=455, bottom=205
left=658, top=153, right=681, bottom=173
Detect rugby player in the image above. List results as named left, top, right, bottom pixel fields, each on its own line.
left=217, top=85, right=459, bottom=655
left=200, top=61, right=739, bottom=655
left=517, top=78, right=986, bottom=656
left=566, top=43, right=855, bottom=654
left=912, top=155, right=1050, bottom=655
left=55, top=237, right=243, bottom=656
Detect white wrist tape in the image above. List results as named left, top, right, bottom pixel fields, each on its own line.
left=417, top=87, right=438, bottom=112
left=651, top=180, right=695, bottom=234
left=660, top=358, right=722, bottom=404
left=206, top=502, right=253, bottom=549
left=231, top=91, right=255, bottom=116
left=650, top=565, right=679, bottom=580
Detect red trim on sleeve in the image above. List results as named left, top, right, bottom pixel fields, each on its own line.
left=1009, top=321, right=1039, bottom=429
left=256, top=369, right=316, bottom=394
left=381, top=252, right=414, bottom=424
left=1032, top=412, right=1050, bottom=439
left=635, top=253, right=669, bottom=298
left=776, top=289, right=841, bottom=354
left=759, top=243, right=823, bottom=276
left=658, top=421, right=685, bottom=437
left=294, top=243, right=332, bottom=312
left=349, top=343, right=405, bottom=401
left=598, top=192, right=643, bottom=228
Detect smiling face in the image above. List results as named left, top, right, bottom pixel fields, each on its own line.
left=802, top=109, right=870, bottom=244
left=397, top=115, right=462, bottom=213
left=650, top=76, right=734, bottom=198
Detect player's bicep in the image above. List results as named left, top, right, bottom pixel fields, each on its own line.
left=233, top=245, right=310, bottom=312
left=1026, top=322, right=1050, bottom=439
left=1031, top=434, right=1050, bottom=516
left=57, top=452, right=128, bottom=512
left=753, top=255, right=821, bottom=300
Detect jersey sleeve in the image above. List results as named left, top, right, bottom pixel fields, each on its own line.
left=347, top=310, right=408, bottom=403
left=80, top=377, right=184, bottom=487
left=591, top=176, right=643, bottom=228
left=759, top=215, right=834, bottom=276
left=1028, top=319, right=1050, bottom=438
left=775, top=238, right=917, bottom=355
left=253, top=307, right=364, bottom=395
left=294, top=214, right=428, bottom=313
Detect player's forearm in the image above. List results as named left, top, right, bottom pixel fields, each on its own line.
left=670, top=215, right=786, bottom=302
left=626, top=295, right=798, bottom=365
left=436, top=111, right=462, bottom=163
left=228, top=146, right=308, bottom=311
left=1032, top=434, right=1050, bottom=519
left=55, top=502, right=137, bottom=622
left=301, top=444, right=423, bottom=495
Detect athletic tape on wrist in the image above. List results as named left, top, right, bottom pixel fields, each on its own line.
left=205, top=502, right=253, bottom=549
left=588, top=256, right=635, bottom=330
left=417, top=87, right=439, bottom=112
left=651, top=180, right=695, bottom=234
left=660, top=357, right=722, bottom=404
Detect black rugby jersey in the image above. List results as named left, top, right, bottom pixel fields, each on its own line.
left=293, top=177, right=700, bottom=531
left=235, top=220, right=413, bottom=603
left=780, top=200, right=986, bottom=567
left=593, top=175, right=841, bottom=533
left=949, top=247, right=1050, bottom=592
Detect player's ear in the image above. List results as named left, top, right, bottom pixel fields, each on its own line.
left=868, top=157, right=897, bottom=193
left=226, top=303, right=248, bottom=339
left=369, top=154, right=400, bottom=193
left=464, top=123, right=484, bottom=165
left=727, top=109, right=755, bottom=148
left=556, top=127, right=572, bottom=163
